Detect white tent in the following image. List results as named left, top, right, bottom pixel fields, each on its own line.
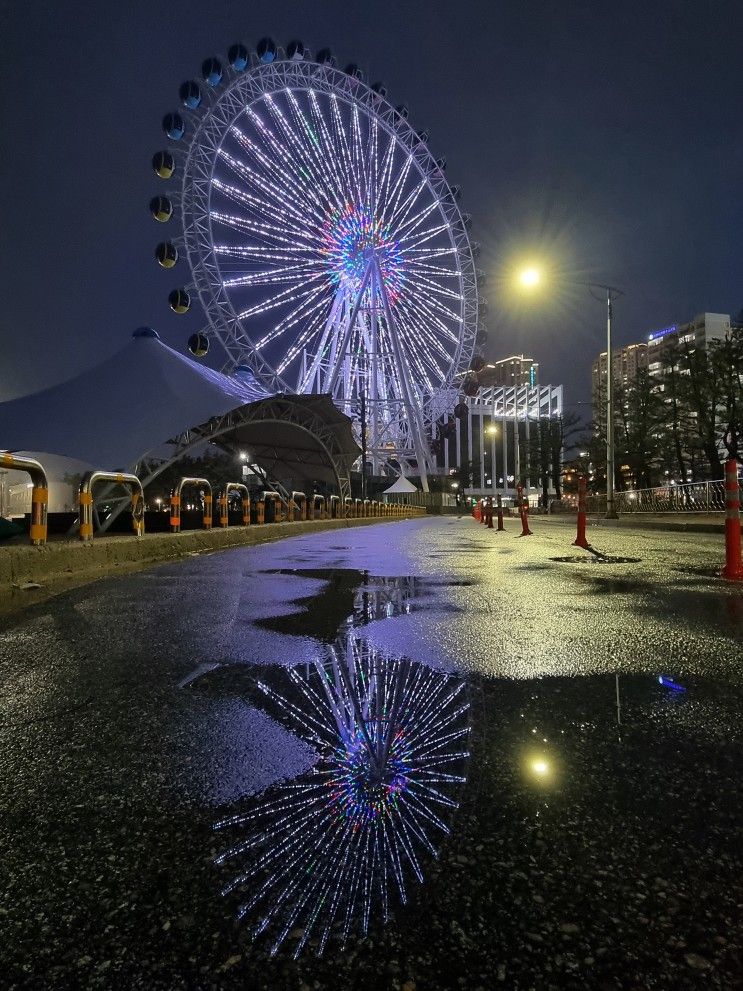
left=0, top=329, right=267, bottom=470
left=382, top=475, right=419, bottom=494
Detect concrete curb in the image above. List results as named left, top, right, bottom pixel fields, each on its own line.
left=0, top=517, right=407, bottom=616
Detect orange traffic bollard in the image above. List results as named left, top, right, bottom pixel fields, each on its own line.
left=496, top=494, right=505, bottom=531
left=486, top=496, right=494, bottom=528
left=721, top=459, right=743, bottom=580
left=517, top=483, right=532, bottom=537
left=573, top=476, right=591, bottom=549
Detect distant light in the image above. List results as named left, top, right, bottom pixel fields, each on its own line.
left=519, top=267, right=541, bottom=288
left=239, top=451, right=248, bottom=461
left=658, top=675, right=686, bottom=693
left=531, top=759, right=550, bottom=776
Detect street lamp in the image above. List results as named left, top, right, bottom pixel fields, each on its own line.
left=517, top=266, right=623, bottom=520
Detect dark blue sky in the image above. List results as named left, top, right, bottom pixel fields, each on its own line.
left=1, top=0, right=741, bottom=414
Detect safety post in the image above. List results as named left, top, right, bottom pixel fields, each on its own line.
left=290, top=491, right=306, bottom=522
left=516, top=482, right=533, bottom=537
left=343, top=496, right=353, bottom=519
left=721, top=459, right=743, bottom=580
left=496, top=494, right=505, bottom=531
left=354, top=498, right=362, bottom=518
left=263, top=491, right=282, bottom=523
left=80, top=470, right=144, bottom=542
left=218, top=483, right=250, bottom=528
left=480, top=499, right=487, bottom=524
left=1, top=452, right=48, bottom=546
left=329, top=494, right=340, bottom=518
left=486, top=496, right=494, bottom=528
left=255, top=497, right=265, bottom=525
left=573, top=475, right=591, bottom=549
left=170, top=477, right=212, bottom=533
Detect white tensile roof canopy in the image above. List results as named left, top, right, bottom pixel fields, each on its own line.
left=383, top=475, right=419, bottom=494
left=0, top=329, right=267, bottom=469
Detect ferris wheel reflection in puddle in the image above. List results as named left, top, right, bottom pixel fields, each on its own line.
left=214, top=629, right=470, bottom=958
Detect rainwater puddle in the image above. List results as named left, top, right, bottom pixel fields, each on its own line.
left=550, top=555, right=642, bottom=564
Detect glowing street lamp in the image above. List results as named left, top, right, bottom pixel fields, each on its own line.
left=516, top=264, right=622, bottom=520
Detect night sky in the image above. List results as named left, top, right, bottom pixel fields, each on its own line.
left=2, top=0, right=741, bottom=417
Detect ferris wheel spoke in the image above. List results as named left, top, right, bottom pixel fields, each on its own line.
left=407, top=260, right=461, bottom=280
left=328, top=95, right=365, bottom=208
left=223, top=261, right=321, bottom=289
left=285, top=91, right=348, bottom=216
left=406, top=268, right=463, bottom=304
left=394, top=197, right=442, bottom=241
left=387, top=178, right=430, bottom=232
left=237, top=270, right=327, bottom=322
left=240, top=111, right=327, bottom=216
left=255, top=282, right=331, bottom=354
left=403, top=274, right=464, bottom=325
left=307, top=91, right=355, bottom=211
left=395, top=291, right=459, bottom=358
left=230, top=130, right=324, bottom=224
left=378, top=153, right=413, bottom=228
left=350, top=104, right=370, bottom=205
left=218, top=149, right=323, bottom=232
left=398, top=221, right=452, bottom=249
left=212, top=179, right=318, bottom=247
left=374, top=132, right=398, bottom=218
left=276, top=302, right=333, bottom=375
left=262, top=95, right=342, bottom=216
left=232, top=120, right=324, bottom=217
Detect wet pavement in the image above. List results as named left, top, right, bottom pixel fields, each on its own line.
left=0, top=516, right=741, bottom=989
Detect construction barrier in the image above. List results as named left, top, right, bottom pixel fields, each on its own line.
left=80, top=470, right=144, bottom=542
left=170, top=477, right=212, bottom=533
left=1, top=452, right=49, bottom=545
left=218, top=482, right=250, bottom=528
left=263, top=491, right=282, bottom=523
left=573, top=476, right=590, bottom=549
left=517, top=483, right=533, bottom=537
left=721, top=459, right=743, bottom=580
left=290, top=491, right=307, bottom=522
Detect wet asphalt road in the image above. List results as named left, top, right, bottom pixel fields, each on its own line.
left=0, top=515, right=741, bottom=990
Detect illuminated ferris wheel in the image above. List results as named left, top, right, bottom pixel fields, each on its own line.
left=150, top=38, right=479, bottom=483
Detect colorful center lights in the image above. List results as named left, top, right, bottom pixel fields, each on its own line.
left=321, top=204, right=405, bottom=304
left=328, top=724, right=413, bottom=828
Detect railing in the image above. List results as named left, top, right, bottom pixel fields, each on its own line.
left=1, top=453, right=48, bottom=545
left=586, top=477, right=727, bottom=515
left=80, top=471, right=144, bottom=541
left=170, top=477, right=212, bottom=533
left=218, top=483, right=250, bottom=527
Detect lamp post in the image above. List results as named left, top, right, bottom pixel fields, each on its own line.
left=517, top=268, right=623, bottom=520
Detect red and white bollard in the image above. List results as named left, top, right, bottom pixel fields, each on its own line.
left=573, top=475, right=591, bottom=549
left=517, top=483, right=533, bottom=537
left=496, top=493, right=505, bottom=531
left=480, top=499, right=487, bottom=524
left=486, top=496, right=494, bottom=528
left=721, top=459, right=743, bottom=580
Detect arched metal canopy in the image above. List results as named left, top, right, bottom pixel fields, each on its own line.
left=141, top=393, right=360, bottom=500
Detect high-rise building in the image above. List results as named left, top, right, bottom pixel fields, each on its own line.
left=591, top=312, right=731, bottom=407
left=591, top=343, right=648, bottom=409
left=478, top=355, right=539, bottom=388
left=646, top=312, right=730, bottom=378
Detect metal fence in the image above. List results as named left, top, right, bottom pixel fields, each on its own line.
left=586, top=478, right=727, bottom=515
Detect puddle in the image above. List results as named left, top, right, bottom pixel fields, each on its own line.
left=550, top=555, right=642, bottom=564
left=254, top=571, right=469, bottom=642
left=215, top=641, right=470, bottom=957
